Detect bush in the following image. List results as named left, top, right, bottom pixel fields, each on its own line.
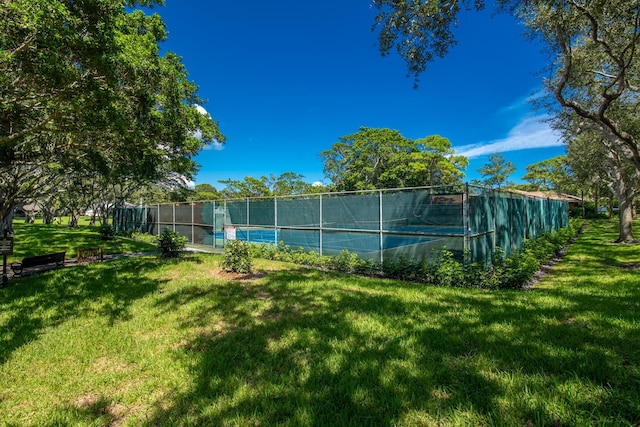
left=99, top=224, right=116, bottom=241
left=240, top=219, right=583, bottom=289
left=156, top=228, right=187, bottom=258
left=222, top=239, right=253, bottom=273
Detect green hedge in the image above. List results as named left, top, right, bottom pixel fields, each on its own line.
left=248, top=219, right=584, bottom=289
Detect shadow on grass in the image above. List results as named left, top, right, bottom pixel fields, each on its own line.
left=140, top=222, right=640, bottom=426
left=8, top=223, right=156, bottom=262
left=141, top=263, right=638, bottom=426
left=0, top=256, right=168, bottom=366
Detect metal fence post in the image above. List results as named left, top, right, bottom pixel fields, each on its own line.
left=319, top=194, right=323, bottom=257
left=274, top=196, right=278, bottom=244
left=246, top=197, right=250, bottom=242
left=463, top=183, right=470, bottom=261
left=379, top=190, right=384, bottom=265
left=492, top=188, right=497, bottom=257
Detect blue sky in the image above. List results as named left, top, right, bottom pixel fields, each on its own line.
left=153, top=1, right=565, bottom=188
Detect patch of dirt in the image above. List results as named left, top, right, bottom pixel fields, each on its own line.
left=215, top=269, right=266, bottom=282
left=618, top=262, right=640, bottom=271
left=73, top=393, right=102, bottom=409
left=72, top=393, right=128, bottom=426
left=524, top=225, right=585, bottom=290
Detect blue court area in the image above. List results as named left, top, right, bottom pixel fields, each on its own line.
left=218, top=227, right=465, bottom=261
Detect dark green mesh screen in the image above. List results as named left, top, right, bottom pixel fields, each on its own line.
left=278, top=196, right=320, bottom=228
left=226, top=200, right=247, bottom=226
left=249, top=199, right=275, bottom=226
left=323, top=192, right=380, bottom=230
left=159, top=205, right=173, bottom=223
left=174, top=204, right=191, bottom=224
left=114, top=186, right=569, bottom=265
left=382, top=189, right=464, bottom=232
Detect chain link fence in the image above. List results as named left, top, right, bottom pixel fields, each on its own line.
left=114, top=185, right=569, bottom=264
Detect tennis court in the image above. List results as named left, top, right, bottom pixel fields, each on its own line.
left=113, top=185, right=569, bottom=264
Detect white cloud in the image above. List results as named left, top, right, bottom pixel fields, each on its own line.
left=455, top=114, right=563, bottom=159
left=195, top=104, right=209, bottom=116
left=202, top=137, right=225, bottom=151
left=192, top=104, right=224, bottom=151
left=498, top=89, right=546, bottom=114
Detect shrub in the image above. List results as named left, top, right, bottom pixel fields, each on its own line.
left=433, top=250, right=465, bottom=287
left=156, top=228, right=187, bottom=258
left=222, top=239, right=253, bottom=273
left=329, top=249, right=361, bottom=273
left=241, top=219, right=583, bottom=289
left=99, top=224, right=116, bottom=241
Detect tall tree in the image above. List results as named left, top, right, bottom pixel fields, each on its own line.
left=371, top=0, right=640, bottom=241
left=268, top=172, right=310, bottom=196
left=522, top=156, right=575, bottom=194
left=371, top=0, right=640, bottom=174
left=0, top=1, right=224, bottom=233
left=477, top=152, right=516, bottom=189
left=321, top=127, right=467, bottom=191
left=566, top=127, right=639, bottom=242
left=218, top=176, right=272, bottom=198
left=218, top=173, right=318, bottom=198
left=410, top=135, right=468, bottom=187
left=520, top=0, right=640, bottom=172
left=189, top=183, right=220, bottom=201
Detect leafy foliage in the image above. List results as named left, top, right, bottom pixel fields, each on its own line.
left=222, top=239, right=253, bottom=273
left=248, top=219, right=584, bottom=289
left=156, top=228, right=187, bottom=258
left=99, top=224, right=116, bottom=241
left=320, top=127, right=467, bottom=191
left=477, top=152, right=516, bottom=189
left=523, top=156, right=575, bottom=193
left=0, top=0, right=224, bottom=234
left=218, top=172, right=321, bottom=198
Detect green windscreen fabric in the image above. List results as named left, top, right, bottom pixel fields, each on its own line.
left=114, top=186, right=569, bottom=265
left=248, top=199, right=275, bottom=226
left=277, top=196, right=320, bottom=228
left=226, top=199, right=247, bottom=226
left=322, top=192, right=380, bottom=230
left=382, top=189, right=464, bottom=232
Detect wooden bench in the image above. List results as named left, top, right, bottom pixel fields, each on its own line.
left=77, top=246, right=103, bottom=264
left=10, top=252, right=66, bottom=277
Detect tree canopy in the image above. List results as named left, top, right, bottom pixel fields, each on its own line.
left=0, top=0, right=224, bottom=232
left=371, top=0, right=640, bottom=241
left=218, top=173, right=322, bottom=198
left=320, top=127, right=467, bottom=191
left=372, top=0, right=640, bottom=169
left=476, top=153, right=515, bottom=189
left=522, top=156, right=574, bottom=194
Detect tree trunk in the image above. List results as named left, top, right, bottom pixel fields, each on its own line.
left=617, top=196, right=635, bottom=243
left=608, top=195, right=614, bottom=218
left=602, top=147, right=638, bottom=243
left=68, top=213, right=78, bottom=228
left=42, top=208, right=55, bottom=224
left=0, top=208, right=14, bottom=235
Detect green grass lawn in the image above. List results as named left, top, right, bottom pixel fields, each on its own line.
left=0, top=220, right=638, bottom=426
left=6, top=218, right=157, bottom=263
